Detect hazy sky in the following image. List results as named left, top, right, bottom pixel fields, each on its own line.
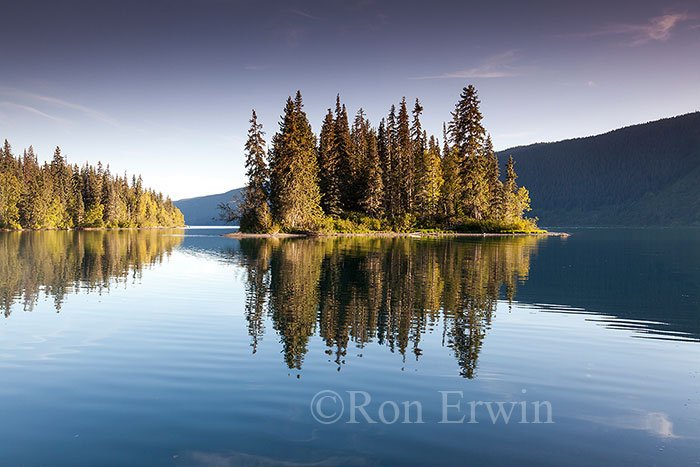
left=1, top=0, right=699, bottom=199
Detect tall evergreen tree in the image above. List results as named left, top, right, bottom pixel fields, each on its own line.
left=332, top=96, right=353, bottom=210
left=395, top=98, right=412, bottom=214
left=502, top=155, right=531, bottom=222
left=0, top=140, right=21, bottom=228
left=386, top=106, right=399, bottom=217
left=448, top=85, right=489, bottom=219
left=416, top=134, right=443, bottom=218
left=440, top=124, right=461, bottom=218
left=350, top=108, right=372, bottom=211
left=377, top=119, right=392, bottom=216
left=317, top=109, right=342, bottom=216
left=359, top=127, right=384, bottom=217
left=238, top=110, right=272, bottom=232
left=269, top=92, right=323, bottom=230
left=410, top=99, right=425, bottom=215
left=482, top=135, right=503, bottom=218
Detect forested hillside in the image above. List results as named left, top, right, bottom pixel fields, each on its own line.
left=0, top=141, right=184, bottom=229
left=502, top=112, right=700, bottom=226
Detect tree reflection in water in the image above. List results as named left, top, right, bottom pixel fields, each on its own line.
left=232, top=236, right=542, bottom=378
left=0, top=230, right=183, bottom=316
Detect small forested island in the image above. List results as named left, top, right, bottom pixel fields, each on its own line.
left=223, top=85, right=542, bottom=235
left=0, top=142, right=184, bottom=230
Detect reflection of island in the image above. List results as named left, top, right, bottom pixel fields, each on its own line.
left=0, top=230, right=183, bottom=316
left=232, top=237, right=542, bottom=378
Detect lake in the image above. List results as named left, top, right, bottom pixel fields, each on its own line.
left=0, top=227, right=698, bottom=466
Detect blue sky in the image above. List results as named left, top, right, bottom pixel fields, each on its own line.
left=1, top=0, right=699, bottom=199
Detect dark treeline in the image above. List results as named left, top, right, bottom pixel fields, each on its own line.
left=0, top=141, right=185, bottom=229
left=231, top=236, right=542, bottom=378
left=0, top=230, right=183, bottom=316
left=228, top=85, right=535, bottom=233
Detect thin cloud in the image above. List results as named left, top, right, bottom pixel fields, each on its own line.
left=289, top=8, right=323, bottom=20
left=412, top=50, right=520, bottom=80
left=568, top=13, right=691, bottom=46
left=0, top=87, right=119, bottom=127
left=0, top=101, right=69, bottom=123
left=586, top=81, right=597, bottom=87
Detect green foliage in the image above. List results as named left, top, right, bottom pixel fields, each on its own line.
left=269, top=92, right=324, bottom=231
left=318, top=109, right=342, bottom=216
left=329, top=212, right=385, bottom=233
left=237, top=110, right=272, bottom=233
left=0, top=172, right=21, bottom=229
left=452, top=217, right=541, bottom=233
left=242, top=85, right=539, bottom=234
left=0, top=140, right=184, bottom=230
left=503, top=111, right=700, bottom=226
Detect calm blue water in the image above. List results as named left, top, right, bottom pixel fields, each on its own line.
left=0, top=228, right=698, bottom=466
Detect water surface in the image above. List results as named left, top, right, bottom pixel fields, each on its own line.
left=0, top=228, right=698, bottom=466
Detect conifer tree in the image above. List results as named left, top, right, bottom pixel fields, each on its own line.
left=318, top=109, right=342, bottom=216
left=269, top=92, right=323, bottom=230
left=0, top=140, right=21, bottom=228
left=448, top=85, right=489, bottom=219
left=440, top=124, right=461, bottom=218
left=0, top=170, right=21, bottom=229
left=238, top=110, right=272, bottom=232
left=332, top=96, right=353, bottom=210
left=350, top=108, right=373, bottom=211
left=482, top=136, right=503, bottom=218
left=416, top=134, right=443, bottom=218
left=410, top=99, right=425, bottom=213
left=231, top=84, right=536, bottom=232
left=359, top=127, right=384, bottom=217
left=377, top=119, right=392, bottom=216
left=502, top=155, right=531, bottom=222
left=395, top=98, right=412, bottom=214
left=0, top=139, right=183, bottom=229
left=386, top=106, right=399, bottom=217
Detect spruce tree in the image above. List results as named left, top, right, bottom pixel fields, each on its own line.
left=238, top=110, right=272, bottom=232
left=395, top=98, right=412, bottom=214
left=416, top=134, right=443, bottom=218
left=0, top=140, right=21, bottom=228
left=359, top=127, right=384, bottom=217
left=386, top=106, right=399, bottom=217
left=410, top=99, right=425, bottom=215
left=377, top=119, right=392, bottom=216
left=448, top=85, right=489, bottom=219
left=350, top=108, right=373, bottom=211
left=502, top=155, right=531, bottom=222
left=332, top=96, right=353, bottom=211
left=317, top=109, right=342, bottom=216
left=440, top=124, right=461, bottom=218
left=482, top=135, right=503, bottom=219
left=269, top=92, right=323, bottom=230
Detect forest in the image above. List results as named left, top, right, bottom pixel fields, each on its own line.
left=0, top=141, right=184, bottom=229
left=504, top=111, right=700, bottom=226
left=226, top=85, right=538, bottom=234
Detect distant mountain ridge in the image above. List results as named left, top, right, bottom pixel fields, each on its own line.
left=176, top=112, right=700, bottom=227
left=500, top=112, right=700, bottom=226
left=174, top=188, right=243, bottom=226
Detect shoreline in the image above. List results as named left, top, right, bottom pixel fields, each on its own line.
left=222, top=231, right=570, bottom=239
left=0, top=226, right=187, bottom=232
